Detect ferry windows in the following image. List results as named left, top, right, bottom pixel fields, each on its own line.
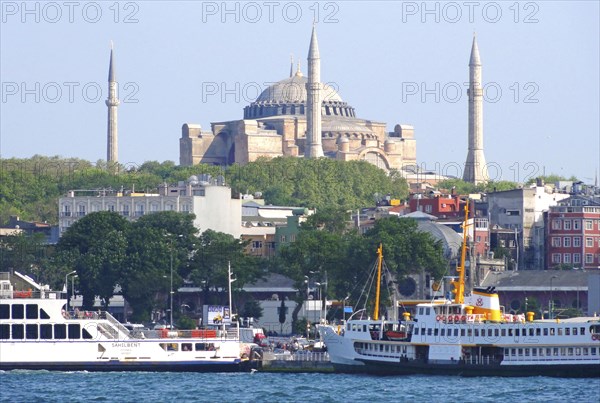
left=26, top=324, right=38, bottom=339
left=26, top=304, right=38, bottom=319
left=494, top=329, right=499, bottom=337
left=441, top=328, right=445, bottom=336
left=363, top=325, right=367, bottom=332
left=0, top=324, right=9, bottom=339
left=40, top=324, right=52, bottom=339
left=11, top=324, right=24, bottom=339
left=557, top=328, right=563, bottom=336
left=11, top=304, right=24, bottom=319
left=508, top=329, right=513, bottom=337
left=546, top=348, right=552, bottom=356
left=414, top=328, right=419, bottom=335
left=467, top=329, right=473, bottom=338
left=474, top=329, right=479, bottom=337
left=39, top=308, right=50, bottom=320
left=532, top=349, right=537, bottom=357
left=524, top=348, right=530, bottom=357
left=194, top=343, right=215, bottom=351
left=515, top=329, right=520, bottom=337
left=575, top=348, right=581, bottom=356
left=434, top=328, right=439, bottom=336
left=543, top=328, right=548, bottom=336
left=518, top=348, right=523, bottom=356
left=68, top=324, right=81, bottom=339
left=550, top=328, right=555, bottom=336
left=454, top=329, right=458, bottom=337
left=539, top=348, right=544, bottom=357
left=583, top=347, right=588, bottom=355
left=0, top=304, right=8, bottom=319
left=501, top=329, right=506, bottom=337
left=536, top=328, right=541, bottom=336
left=425, top=308, right=431, bottom=316
left=460, top=329, right=465, bottom=337
left=529, top=328, right=534, bottom=337
left=182, top=343, right=192, bottom=352
left=54, top=324, right=67, bottom=339
left=591, top=348, right=596, bottom=356
left=427, top=328, right=432, bottom=336
left=82, top=328, right=93, bottom=340
left=565, top=328, right=570, bottom=336
left=580, top=327, right=585, bottom=335
left=346, top=324, right=351, bottom=331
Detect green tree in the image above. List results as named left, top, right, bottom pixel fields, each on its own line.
left=0, top=233, right=50, bottom=280
left=240, top=299, right=263, bottom=320
left=278, top=298, right=287, bottom=335
left=364, top=217, right=447, bottom=281
left=121, top=226, right=171, bottom=322
left=189, top=230, right=263, bottom=307
left=54, top=211, right=129, bottom=309
left=226, top=157, right=409, bottom=210
left=525, top=174, right=578, bottom=186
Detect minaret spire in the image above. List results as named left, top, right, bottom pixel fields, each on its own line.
left=305, top=25, right=324, bottom=158
left=106, top=42, right=120, bottom=165
left=290, top=54, right=294, bottom=77
left=463, top=34, right=487, bottom=184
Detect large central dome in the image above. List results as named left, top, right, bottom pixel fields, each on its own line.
left=256, top=71, right=343, bottom=104
left=244, top=70, right=356, bottom=120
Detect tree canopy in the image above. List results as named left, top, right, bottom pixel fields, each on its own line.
left=50, top=211, right=264, bottom=322
left=1, top=156, right=409, bottom=225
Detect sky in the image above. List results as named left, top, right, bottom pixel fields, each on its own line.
left=1, top=1, right=599, bottom=183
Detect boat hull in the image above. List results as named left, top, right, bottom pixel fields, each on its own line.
left=333, top=359, right=600, bottom=378
left=0, top=359, right=258, bottom=372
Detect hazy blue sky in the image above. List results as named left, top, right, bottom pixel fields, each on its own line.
left=1, top=1, right=598, bottom=183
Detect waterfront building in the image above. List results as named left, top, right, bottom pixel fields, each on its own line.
left=487, top=185, right=569, bottom=269
left=480, top=270, right=589, bottom=317
left=58, top=178, right=241, bottom=238
left=545, top=195, right=600, bottom=270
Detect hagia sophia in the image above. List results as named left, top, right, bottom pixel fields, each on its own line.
left=105, top=27, right=486, bottom=184
left=178, top=27, right=417, bottom=172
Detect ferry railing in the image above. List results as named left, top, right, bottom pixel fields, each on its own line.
left=104, top=311, right=132, bottom=339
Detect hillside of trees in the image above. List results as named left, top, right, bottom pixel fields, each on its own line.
left=1, top=155, right=409, bottom=225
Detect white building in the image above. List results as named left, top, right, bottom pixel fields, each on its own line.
left=488, top=185, right=569, bottom=269
left=58, top=178, right=241, bottom=237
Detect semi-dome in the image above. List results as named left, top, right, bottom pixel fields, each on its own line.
left=256, top=71, right=343, bottom=104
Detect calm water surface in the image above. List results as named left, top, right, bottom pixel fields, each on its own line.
left=1, top=371, right=599, bottom=403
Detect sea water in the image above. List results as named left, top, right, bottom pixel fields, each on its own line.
left=1, top=371, right=599, bottom=403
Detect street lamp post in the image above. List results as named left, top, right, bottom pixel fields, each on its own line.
left=65, top=270, right=76, bottom=312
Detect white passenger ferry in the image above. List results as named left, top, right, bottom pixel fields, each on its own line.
left=321, top=207, right=600, bottom=377
left=0, top=272, right=261, bottom=372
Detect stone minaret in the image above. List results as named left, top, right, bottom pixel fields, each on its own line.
left=305, top=26, right=324, bottom=158
left=106, top=44, right=120, bottom=164
left=463, top=35, right=488, bottom=184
